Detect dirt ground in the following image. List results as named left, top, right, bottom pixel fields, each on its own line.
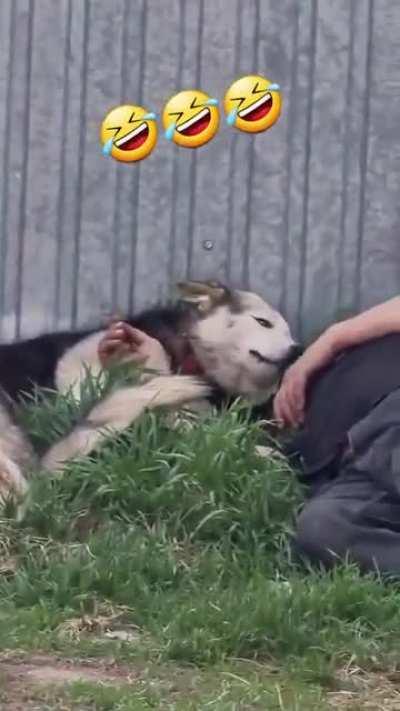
left=0, top=653, right=136, bottom=710
left=3, top=653, right=400, bottom=710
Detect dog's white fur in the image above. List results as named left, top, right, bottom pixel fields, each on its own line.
left=0, top=399, right=33, bottom=502
left=0, top=285, right=297, bottom=502
left=189, top=290, right=295, bottom=403
left=42, top=375, right=211, bottom=472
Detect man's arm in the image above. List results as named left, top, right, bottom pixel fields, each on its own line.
left=330, top=296, right=400, bottom=351
left=274, top=295, right=400, bottom=427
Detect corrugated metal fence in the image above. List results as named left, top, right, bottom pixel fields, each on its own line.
left=0, top=0, right=399, bottom=343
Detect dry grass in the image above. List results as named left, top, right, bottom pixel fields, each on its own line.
left=328, top=666, right=400, bottom=709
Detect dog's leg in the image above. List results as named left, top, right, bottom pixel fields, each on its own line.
left=55, top=330, right=172, bottom=400
left=41, top=375, right=212, bottom=473
left=0, top=397, right=33, bottom=505
left=55, top=332, right=106, bottom=401
left=0, top=452, right=29, bottom=505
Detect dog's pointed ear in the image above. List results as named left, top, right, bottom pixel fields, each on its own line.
left=176, top=280, right=232, bottom=314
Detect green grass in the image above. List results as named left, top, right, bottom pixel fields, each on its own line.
left=18, top=673, right=328, bottom=710
left=1, top=663, right=329, bottom=710
left=1, top=383, right=400, bottom=708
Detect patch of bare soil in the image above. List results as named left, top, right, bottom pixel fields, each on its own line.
left=3, top=653, right=400, bottom=710
left=0, top=653, right=137, bottom=710
left=327, top=666, right=400, bottom=710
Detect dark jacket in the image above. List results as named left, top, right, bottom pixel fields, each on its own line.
left=286, top=333, right=400, bottom=482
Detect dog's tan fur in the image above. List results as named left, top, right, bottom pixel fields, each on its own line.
left=0, top=281, right=298, bottom=505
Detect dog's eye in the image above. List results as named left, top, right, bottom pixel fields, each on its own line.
left=254, top=317, right=273, bottom=329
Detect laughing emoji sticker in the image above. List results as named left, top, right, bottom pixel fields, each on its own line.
left=100, top=104, right=158, bottom=163
left=224, top=75, right=281, bottom=134
left=162, top=89, right=219, bottom=148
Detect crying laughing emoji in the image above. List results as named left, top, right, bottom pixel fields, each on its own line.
left=100, top=104, right=158, bottom=163
left=162, top=89, right=219, bottom=148
left=224, top=74, right=281, bottom=134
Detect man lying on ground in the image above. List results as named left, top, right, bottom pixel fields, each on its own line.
left=99, top=297, right=400, bottom=576
left=274, top=295, right=400, bottom=576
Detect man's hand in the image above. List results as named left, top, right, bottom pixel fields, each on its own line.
left=274, top=295, right=400, bottom=428
left=273, top=359, right=310, bottom=428
left=273, top=327, right=339, bottom=428
left=98, top=321, right=161, bottom=369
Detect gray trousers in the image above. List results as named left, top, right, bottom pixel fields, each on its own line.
left=294, top=388, right=400, bottom=575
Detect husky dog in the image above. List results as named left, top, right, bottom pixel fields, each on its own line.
left=0, top=281, right=300, bottom=503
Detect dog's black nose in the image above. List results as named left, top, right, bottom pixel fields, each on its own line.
left=286, top=343, right=303, bottom=365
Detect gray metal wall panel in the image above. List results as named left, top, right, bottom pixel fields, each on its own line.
left=300, top=0, right=351, bottom=337
left=361, top=0, right=400, bottom=312
left=0, top=0, right=399, bottom=343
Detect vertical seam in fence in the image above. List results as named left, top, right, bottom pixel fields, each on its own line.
left=53, top=0, right=72, bottom=329
left=71, top=0, right=90, bottom=328
left=128, top=0, right=147, bottom=312
left=242, top=0, right=260, bottom=289
left=15, top=0, right=35, bottom=339
left=337, top=0, right=355, bottom=316
left=280, top=0, right=300, bottom=317
left=111, top=0, right=130, bottom=312
left=168, top=0, right=186, bottom=288
left=297, top=0, right=318, bottom=340
left=0, top=0, right=16, bottom=337
left=226, top=0, right=242, bottom=284
left=355, top=0, right=374, bottom=311
left=187, top=0, right=204, bottom=278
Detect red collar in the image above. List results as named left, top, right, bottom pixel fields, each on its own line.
left=178, top=345, right=204, bottom=376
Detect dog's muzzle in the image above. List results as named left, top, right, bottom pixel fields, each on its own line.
left=249, top=343, right=303, bottom=370
left=284, top=343, right=303, bottom=367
